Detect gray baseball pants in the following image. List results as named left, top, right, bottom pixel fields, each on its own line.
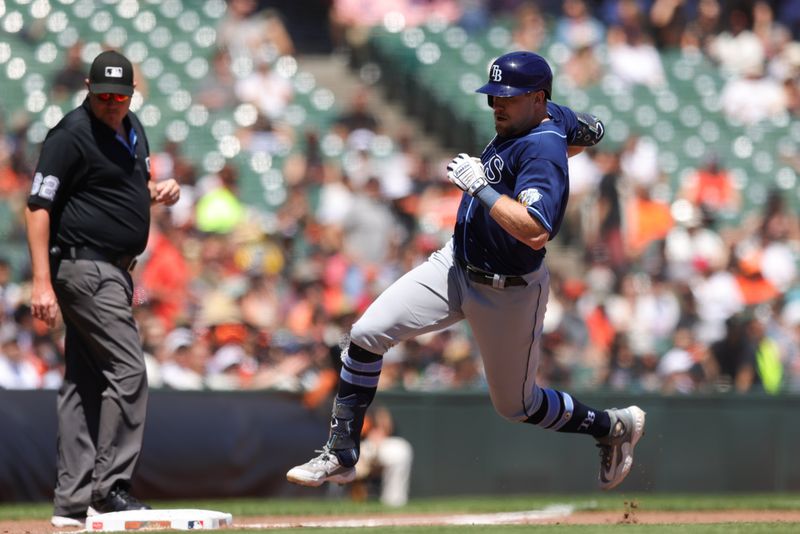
left=350, top=239, right=549, bottom=421
left=52, top=259, right=148, bottom=516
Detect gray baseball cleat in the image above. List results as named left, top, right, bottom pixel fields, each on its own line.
left=596, top=405, right=646, bottom=490
left=286, top=447, right=357, bottom=487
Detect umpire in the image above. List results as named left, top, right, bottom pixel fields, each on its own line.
left=24, top=50, right=180, bottom=527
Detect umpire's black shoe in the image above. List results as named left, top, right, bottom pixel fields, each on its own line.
left=91, top=485, right=151, bottom=513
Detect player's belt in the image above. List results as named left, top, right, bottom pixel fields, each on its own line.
left=457, top=257, right=528, bottom=289
left=52, top=245, right=138, bottom=272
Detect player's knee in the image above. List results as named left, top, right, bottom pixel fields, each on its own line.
left=349, top=323, right=392, bottom=356
left=491, top=401, right=529, bottom=423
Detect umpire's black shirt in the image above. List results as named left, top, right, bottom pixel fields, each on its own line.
left=27, top=98, right=151, bottom=256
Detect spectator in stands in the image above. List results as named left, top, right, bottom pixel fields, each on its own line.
left=158, top=327, right=206, bottom=390
left=664, top=204, right=727, bottom=282
left=649, top=0, right=690, bottom=49
left=584, top=150, right=625, bottom=273
left=563, top=149, right=602, bottom=246
left=620, top=134, right=660, bottom=189
left=692, top=248, right=745, bottom=345
left=139, top=214, right=191, bottom=330
left=606, top=23, right=667, bottom=88
left=234, top=58, right=294, bottom=121
left=562, top=44, right=603, bottom=88
left=195, top=164, right=245, bottom=234
left=50, top=42, right=86, bottom=103
left=752, top=0, right=791, bottom=61
left=378, top=130, right=418, bottom=201
left=511, top=1, right=548, bottom=52
left=733, top=192, right=797, bottom=299
left=657, top=326, right=716, bottom=393
left=333, top=86, right=381, bottom=137
left=719, top=58, right=787, bottom=125
left=196, top=49, right=240, bottom=112
left=555, top=0, right=605, bottom=51
left=0, top=325, right=40, bottom=389
left=0, top=113, right=35, bottom=197
left=680, top=0, right=722, bottom=52
left=707, top=4, right=765, bottom=78
left=238, top=113, right=294, bottom=157
left=330, top=0, right=461, bottom=53
left=201, top=292, right=257, bottom=390
left=342, top=177, right=402, bottom=265
left=217, top=0, right=294, bottom=59
left=624, top=184, right=674, bottom=261
left=605, top=332, right=639, bottom=390
left=0, top=258, right=23, bottom=320
left=239, top=273, right=282, bottom=333
left=678, top=155, right=740, bottom=219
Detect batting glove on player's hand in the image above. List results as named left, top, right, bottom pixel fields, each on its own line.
left=447, top=153, right=488, bottom=196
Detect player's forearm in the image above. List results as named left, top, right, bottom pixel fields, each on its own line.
left=487, top=195, right=549, bottom=250
left=25, top=206, right=53, bottom=283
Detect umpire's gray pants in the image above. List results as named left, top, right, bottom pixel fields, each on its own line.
left=52, top=259, right=148, bottom=516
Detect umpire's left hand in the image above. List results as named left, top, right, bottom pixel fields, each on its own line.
left=150, top=178, right=181, bottom=206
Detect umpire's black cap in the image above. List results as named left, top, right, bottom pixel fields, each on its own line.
left=88, top=50, right=134, bottom=96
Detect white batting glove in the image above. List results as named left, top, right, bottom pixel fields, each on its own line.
left=447, top=153, right=488, bottom=197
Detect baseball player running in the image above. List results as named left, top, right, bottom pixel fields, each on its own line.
left=288, top=51, right=645, bottom=491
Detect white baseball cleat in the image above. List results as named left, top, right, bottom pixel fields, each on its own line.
left=51, top=514, right=85, bottom=528
left=596, top=405, right=646, bottom=490
left=286, top=447, right=357, bottom=487
left=51, top=505, right=99, bottom=527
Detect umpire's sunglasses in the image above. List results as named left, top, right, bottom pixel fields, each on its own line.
left=94, top=92, right=130, bottom=102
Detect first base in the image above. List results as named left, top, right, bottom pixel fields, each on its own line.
left=86, top=509, right=233, bottom=531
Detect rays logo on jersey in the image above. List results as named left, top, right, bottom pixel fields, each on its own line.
left=517, top=188, right=542, bottom=207
left=483, top=154, right=503, bottom=184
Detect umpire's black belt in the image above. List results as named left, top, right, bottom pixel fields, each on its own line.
left=55, top=245, right=138, bottom=272
left=457, top=257, right=527, bottom=289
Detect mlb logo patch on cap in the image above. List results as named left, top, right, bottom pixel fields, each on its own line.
left=105, top=66, right=124, bottom=78
left=89, top=50, right=134, bottom=96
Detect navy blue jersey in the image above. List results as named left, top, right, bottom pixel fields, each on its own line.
left=453, top=102, right=580, bottom=275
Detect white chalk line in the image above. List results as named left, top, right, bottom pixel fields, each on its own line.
left=241, top=504, right=575, bottom=529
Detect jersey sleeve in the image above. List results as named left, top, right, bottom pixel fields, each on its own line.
left=514, top=147, right=567, bottom=234
left=27, top=128, right=81, bottom=211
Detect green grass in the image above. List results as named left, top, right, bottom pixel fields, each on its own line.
left=2, top=494, right=799, bottom=533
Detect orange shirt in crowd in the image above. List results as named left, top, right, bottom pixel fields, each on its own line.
left=682, top=169, right=738, bottom=212
left=140, top=231, right=190, bottom=329
left=625, top=196, right=674, bottom=255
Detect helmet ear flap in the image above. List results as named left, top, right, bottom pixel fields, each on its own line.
left=487, top=95, right=494, bottom=107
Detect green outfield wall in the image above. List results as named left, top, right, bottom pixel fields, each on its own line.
left=1, top=389, right=797, bottom=501
left=379, top=391, right=800, bottom=496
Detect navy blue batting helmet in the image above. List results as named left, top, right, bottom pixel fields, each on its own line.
left=476, top=51, right=552, bottom=106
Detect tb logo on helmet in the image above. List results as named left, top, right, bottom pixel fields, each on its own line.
left=477, top=51, right=554, bottom=106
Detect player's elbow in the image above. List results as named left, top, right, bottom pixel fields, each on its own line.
left=524, top=231, right=549, bottom=251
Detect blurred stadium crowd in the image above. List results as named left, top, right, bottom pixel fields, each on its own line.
left=1, top=0, right=800, bottom=398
